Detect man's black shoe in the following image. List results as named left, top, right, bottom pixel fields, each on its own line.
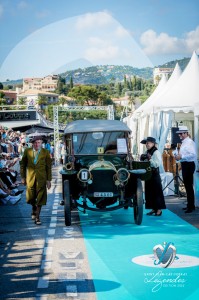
left=182, top=207, right=187, bottom=210
left=59, top=200, right=64, bottom=206
left=185, top=209, right=193, bottom=213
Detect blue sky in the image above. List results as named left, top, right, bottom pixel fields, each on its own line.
left=0, top=0, right=199, bottom=81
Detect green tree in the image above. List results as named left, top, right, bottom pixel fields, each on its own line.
left=56, top=76, right=69, bottom=95
left=0, top=97, right=7, bottom=105
left=44, top=107, right=49, bottom=119
left=3, top=84, right=13, bottom=90
left=70, top=76, right=74, bottom=89
left=18, top=97, right=27, bottom=105
left=58, top=96, right=68, bottom=106
left=0, top=91, right=5, bottom=98
left=116, top=82, right=122, bottom=96
left=132, top=76, right=137, bottom=90
left=38, top=95, right=48, bottom=109
left=124, top=75, right=127, bottom=88
left=0, top=82, right=3, bottom=89
left=68, top=85, right=99, bottom=106
left=98, top=92, right=113, bottom=106
left=38, top=95, right=47, bottom=104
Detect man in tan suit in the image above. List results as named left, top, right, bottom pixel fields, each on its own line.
left=20, top=136, right=52, bottom=225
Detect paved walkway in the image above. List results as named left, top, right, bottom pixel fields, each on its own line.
left=0, top=166, right=96, bottom=300
left=0, top=166, right=198, bottom=300
left=165, top=195, right=199, bottom=229
left=165, top=171, right=199, bottom=229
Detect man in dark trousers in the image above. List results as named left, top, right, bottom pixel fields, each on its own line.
left=174, top=126, right=197, bottom=213
left=20, top=136, right=52, bottom=225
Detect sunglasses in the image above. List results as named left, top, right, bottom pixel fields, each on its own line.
left=178, top=132, right=186, bottom=135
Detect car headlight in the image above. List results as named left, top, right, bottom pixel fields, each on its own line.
left=77, top=169, right=92, bottom=184
left=116, top=168, right=130, bottom=183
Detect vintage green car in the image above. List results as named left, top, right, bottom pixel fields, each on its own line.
left=60, top=120, right=151, bottom=226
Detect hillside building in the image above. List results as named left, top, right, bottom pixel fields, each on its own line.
left=17, top=89, right=59, bottom=107
left=23, top=75, right=58, bottom=92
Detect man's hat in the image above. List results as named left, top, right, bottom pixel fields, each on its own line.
left=140, top=137, right=156, bottom=144
left=176, top=126, right=189, bottom=134
left=31, top=136, right=43, bottom=142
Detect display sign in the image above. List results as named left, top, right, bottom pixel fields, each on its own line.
left=117, top=138, right=127, bottom=153
left=0, top=110, right=37, bottom=122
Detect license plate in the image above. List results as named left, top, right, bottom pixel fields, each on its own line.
left=94, top=192, right=113, bottom=197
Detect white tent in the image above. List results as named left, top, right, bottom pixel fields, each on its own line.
left=148, top=51, right=199, bottom=156
left=124, top=74, right=168, bottom=155
left=135, top=73, right=168, bottom=115
left=124, top=51, right=199, bottom=199
left=139, top=63, right=182, bottom=115
left=125, top=63, right=181, bottom=155
left=125, top=51, right=199, bottom=156
left=152, top=51, right=199, bottom=113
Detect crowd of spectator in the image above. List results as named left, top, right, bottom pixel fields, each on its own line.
left=0, top=126, right=54, bottom=205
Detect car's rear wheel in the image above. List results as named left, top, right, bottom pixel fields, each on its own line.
left=64, top=180, right=71, bottom=226
left=133, top=179, right=143, bottom=225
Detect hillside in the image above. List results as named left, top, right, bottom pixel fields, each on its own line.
left=60, top=56, right=195, bottom=84
left=1, top=55, right=196, bottom=86
left=2, top=79, right=23, bottom=86
left=61, top=65, right=153, bottom=84
left=158, top=57, right=192, bottom=71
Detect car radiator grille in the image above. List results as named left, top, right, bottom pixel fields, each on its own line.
left=87, top=169, right=118, bottom=195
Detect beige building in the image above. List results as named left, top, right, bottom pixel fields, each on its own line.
left=23, top=75, right=58, bottom=92
left=153, top=67, right=174, bottom=84
left=17, top=89, right=59, bottom=107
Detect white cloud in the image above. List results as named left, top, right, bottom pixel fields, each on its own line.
left=140, top=26, right=199, bottom=56
left=140, top=30, right=182, bottom=55
left=84, top=44, right=136, bottom=63
left=88, top=36, right=110, bottom=47
left=86, top=37, right=120, bottom=61
left=84, top=46, right=119, bottom=61
left=115, top=26, right=130, bottom=38
left=85, top=35, right=133, bottom=62
left=0, top=4, right=4, bottom=17
left=185, top=26, right=199, bottom=52
left=75, top=11, right=113, bottom=30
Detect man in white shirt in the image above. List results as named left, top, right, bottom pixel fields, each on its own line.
left=174, top=126, right=197, bottom=213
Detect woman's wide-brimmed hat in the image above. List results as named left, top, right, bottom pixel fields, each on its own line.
left=140, top=136, right=156, bottom=144
left=176, top=126, right=189, bottom=133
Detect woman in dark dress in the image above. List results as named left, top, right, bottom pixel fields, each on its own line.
left=140, top=137, right=166, bottom=216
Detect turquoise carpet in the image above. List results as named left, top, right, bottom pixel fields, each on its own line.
left=78, top=206, right=199, bottom=300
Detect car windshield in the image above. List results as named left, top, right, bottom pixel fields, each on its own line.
left=73, top=131, right=127, bottom=155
